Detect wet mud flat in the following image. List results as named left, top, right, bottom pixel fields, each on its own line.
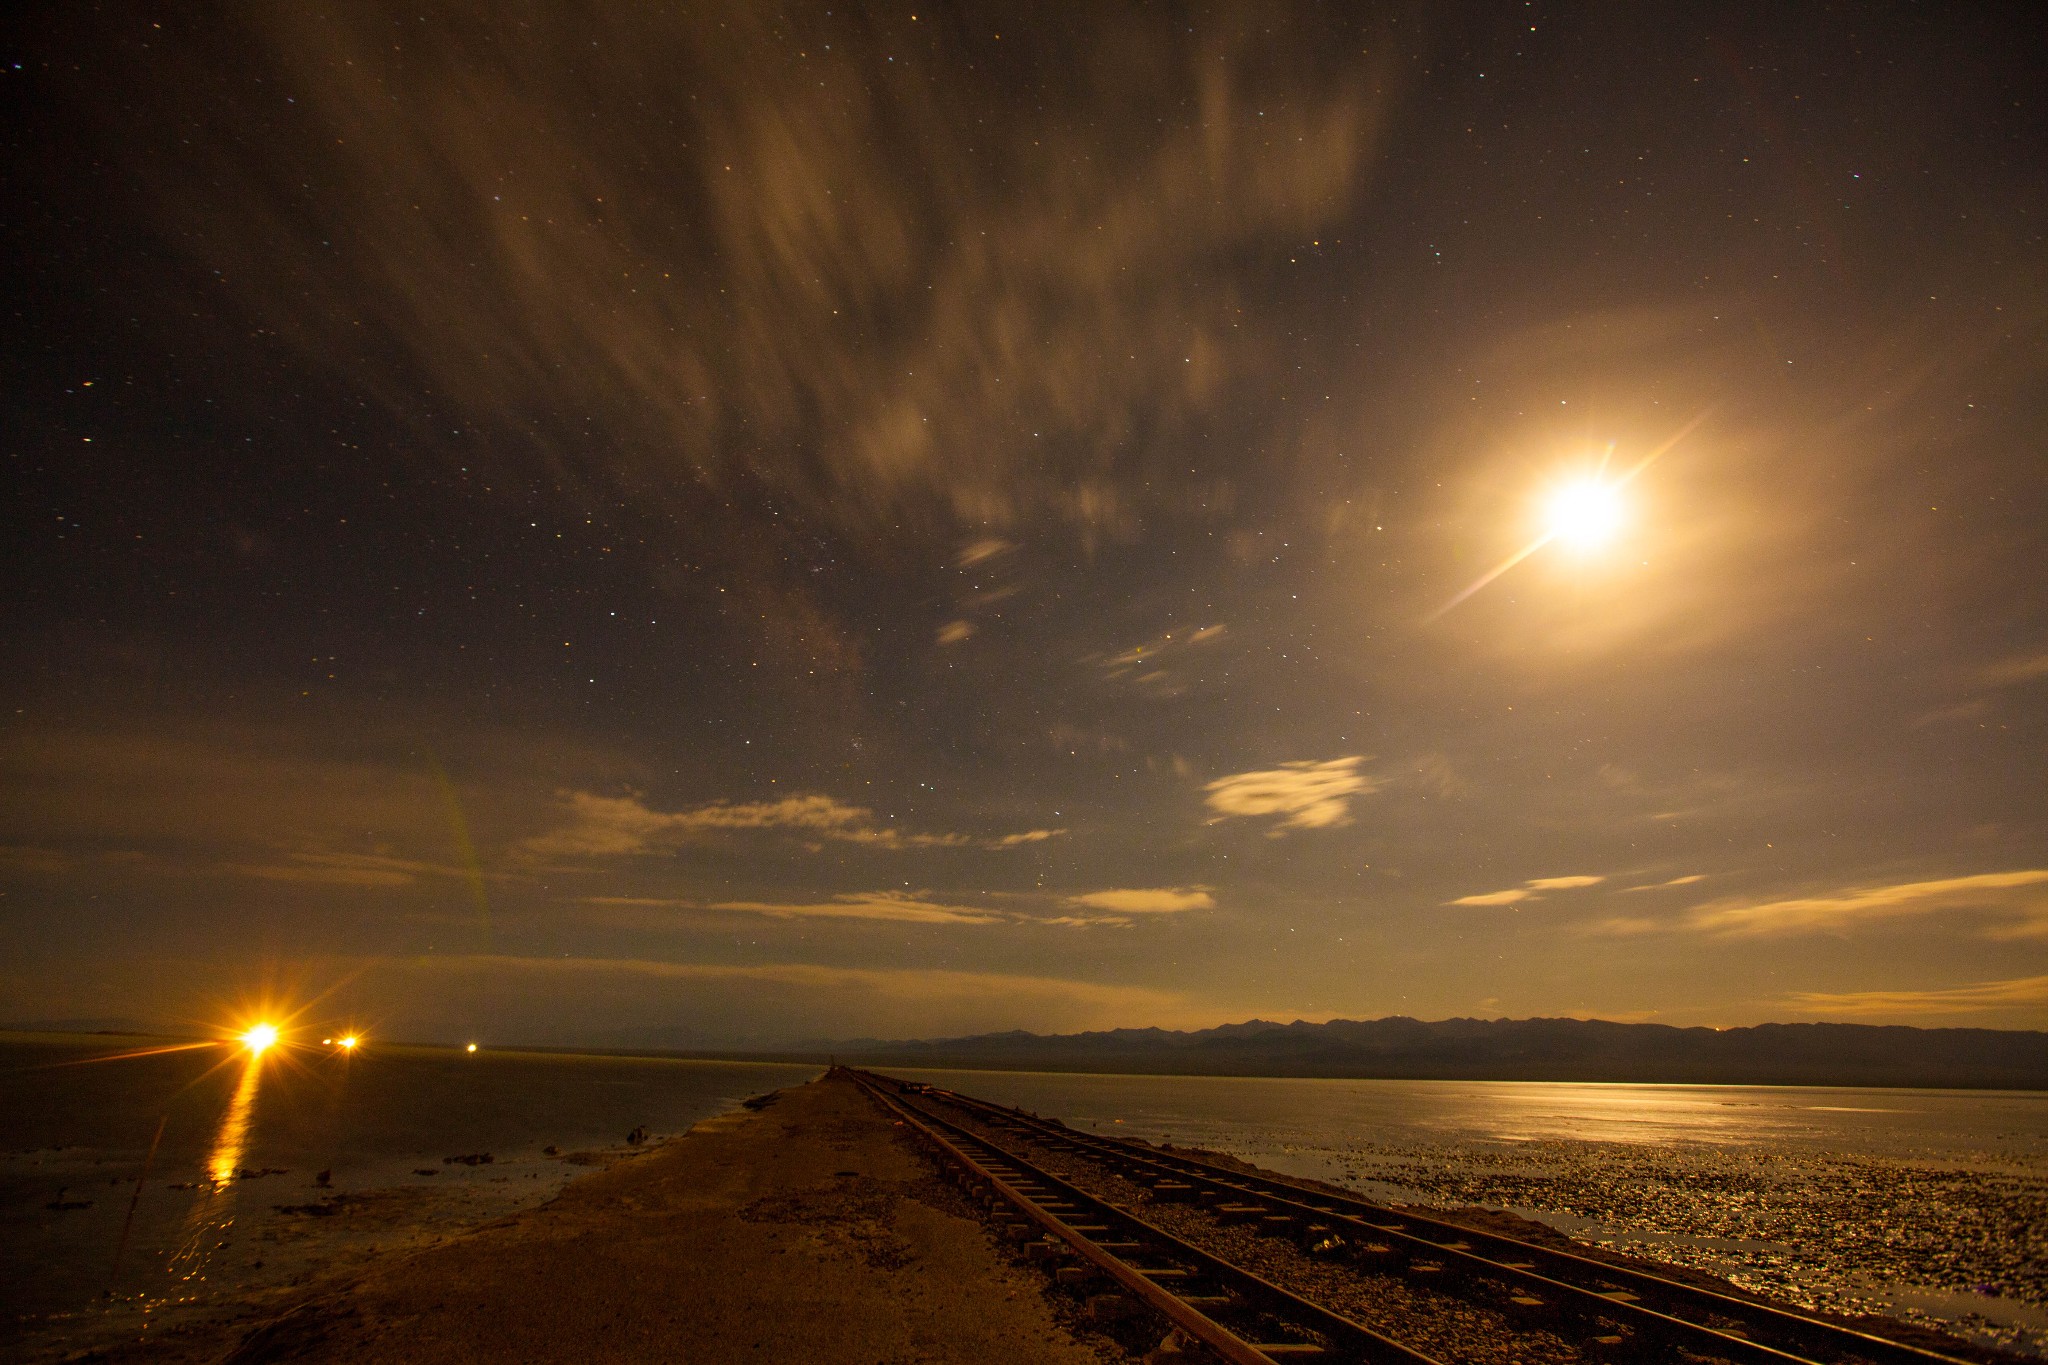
left=5, top=1137, right=651, bottom=1363
left=56, top=1075, right=1134, bottom=1365
left=922, top=1093, right=2035, bottom=1365
left=1164, top=1141, right=2040, bottom=1364
left=1318, top=1137, right=2048, bottom=1357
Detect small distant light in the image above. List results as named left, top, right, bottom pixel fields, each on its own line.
left=466, top=1043, right=478, bottom=1054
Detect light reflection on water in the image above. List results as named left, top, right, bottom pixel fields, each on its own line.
left=0, top=1034, right=816, bottom=1362
left=161, top=1050, right=267, bottom=1313
left=895, top=1068, right=2048, bottom=1357
left=1410, top=1082, right=1924, bottom=1146
left=205, top=1053, right=264, bottom=1188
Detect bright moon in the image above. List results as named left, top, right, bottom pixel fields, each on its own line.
left=1545, top=479, right=1624, bottom=550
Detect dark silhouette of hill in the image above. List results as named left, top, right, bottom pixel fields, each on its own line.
left=822, top=1016, right=2048, bottom=1089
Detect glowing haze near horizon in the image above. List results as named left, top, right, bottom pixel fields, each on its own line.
left=3, top=3, right=2045, bottom=1047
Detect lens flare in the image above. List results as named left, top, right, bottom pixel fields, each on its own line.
left=241, top=1023, right=279, bottom=1055
left=338, top=1035, right=359, bottom=1050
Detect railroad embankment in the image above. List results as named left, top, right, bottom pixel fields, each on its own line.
left=102, top=1074, right=1130, bottom=1364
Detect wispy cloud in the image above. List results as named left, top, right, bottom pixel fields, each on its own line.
left=1449, top=888, right=1536, bottom=907
left=1916, top=651, right=2048, bottom=727
left=957, top=538, right=1013, bottom=567
left=594, top=884, right=1190, bottom=928
left=0, top=845, right=74, bottom=875
left=231, top=850, right=469, bottom=888
left=1783, top=974, right=2048, bottom=1017
left=1204, top=757, right=1375, bottom=834
left=1580, top=914, right=1664, bottom=936
left=1091, top=623, right=1229, bottom=696
left=1449, top=874, right=1605, bottom=906
left=139, top=9, right=1386, bottom=550
left=1623, top=874, right=1705, bottom=892
left=708, top=891, right=1004, bottom=925
left=936, top=620, right=975, bottom=646
left=1065, top=886, right=1215, bottom=914
left=1981, top=651, right=2048, bottom=688
left=1684, top=870, right=2048, bottom=937
left=589, top=891, right=1001, bottom=925
left=525, top=790, right=1060, bottom=858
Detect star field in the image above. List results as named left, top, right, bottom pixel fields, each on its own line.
left=3, top=1, right=2044, bottom=1045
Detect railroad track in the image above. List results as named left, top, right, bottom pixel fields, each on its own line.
left=851, top=1069, right=1976, bottom=1365
left=849, top=1068, right=1443, bottom=1363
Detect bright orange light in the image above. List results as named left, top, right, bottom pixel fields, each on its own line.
left=339, top=1035, right=359, bottom=1050
left=241, top=1023, right=279, bottom=1056
left=1544, top=478, right=1624, bottom=551
left=465, top=1042, right=478, bottom=1054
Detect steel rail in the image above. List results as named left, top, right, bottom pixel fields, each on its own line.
left=850, top=1070, right=1444, bottom=1365
left=883, top=1074, right=1973, bottom=1365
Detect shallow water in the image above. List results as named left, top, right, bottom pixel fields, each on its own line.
left=893, top=1067, right=2048, bottom=1357
left=0, top=1032, right=815, bottom=1360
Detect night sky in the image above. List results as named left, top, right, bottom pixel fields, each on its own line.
left=5, top=3, right=2044, bottom=1046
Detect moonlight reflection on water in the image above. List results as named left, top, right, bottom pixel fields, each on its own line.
left=898, top=1069, right=2048, bottom=1356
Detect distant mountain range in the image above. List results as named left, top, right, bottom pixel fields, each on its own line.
left=814, top=1016, right=2048, bottom=1089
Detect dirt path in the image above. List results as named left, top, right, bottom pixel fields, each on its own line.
left=155, top=1074, right=1123, bottom=1364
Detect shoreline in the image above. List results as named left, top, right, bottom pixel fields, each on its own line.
left=16, top=1134, right=667, bottom=1365
left=36, top=1072, right=2032, bottom=1365
left=12, top=1029, right=2046, bottom=1093
left=1, top=1032, right=820, bottom=1362
left=58, top=1075, right=1133, bottom=1364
